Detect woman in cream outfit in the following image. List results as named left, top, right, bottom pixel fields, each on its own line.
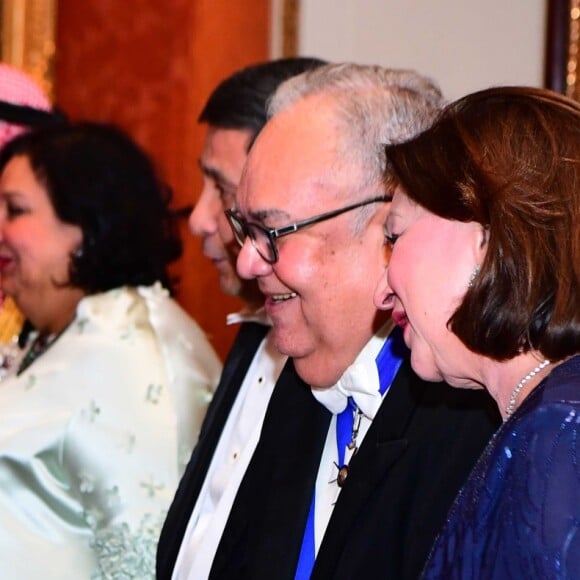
left=0, top=122, right=221, bottom=578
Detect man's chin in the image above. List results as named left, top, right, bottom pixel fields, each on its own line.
left=269, top=328, right=341, bottom=386
left=292, top=353, right=344, bottom=389
left=270, top=329, right=294, bottom=358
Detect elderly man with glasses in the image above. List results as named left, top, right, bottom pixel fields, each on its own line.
left=225, top=195, right=389, bottom=264
left=211, top=64, right=500, bottom=580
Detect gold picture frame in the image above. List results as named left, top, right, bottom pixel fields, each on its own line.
left=0, top=0, right=56, bottom=98
left=546, top=0, right=579, bottom=100
left=282, top=0, right=299, bottom=57
left=567, top=0, right=579, bottom=100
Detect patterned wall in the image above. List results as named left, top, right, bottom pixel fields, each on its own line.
left=55, top=0, right=270, bottom=359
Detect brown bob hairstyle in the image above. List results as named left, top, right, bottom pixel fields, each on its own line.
left=384, top=86, right=580, bottom=362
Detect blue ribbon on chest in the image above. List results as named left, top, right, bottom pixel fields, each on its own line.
left=294, top=327, right=408, bottom=579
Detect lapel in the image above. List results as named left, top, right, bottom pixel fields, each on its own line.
left=199, top=322, right=270, bottom=444
left=156, top=321, right=269, bottom=580
left=312, top=360, right=425, bottom=577
left=210, top=359, right=331, bottom=580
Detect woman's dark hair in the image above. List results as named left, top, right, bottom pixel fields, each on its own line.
left=384, top=86, right=580, bottom=362
left=0, top=121, right=182, bottom=293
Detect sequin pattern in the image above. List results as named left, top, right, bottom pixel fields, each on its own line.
left=423, top=356, right=580, bottom=579
left=90, top=513, right=165, bottom=579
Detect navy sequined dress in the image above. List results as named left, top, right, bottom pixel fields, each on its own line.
left=423, top=355, right=580, bottom=579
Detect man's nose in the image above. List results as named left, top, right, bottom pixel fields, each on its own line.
left=189, top=188, right=219, bottom=237
left=236, top=238, right=273, bottom=280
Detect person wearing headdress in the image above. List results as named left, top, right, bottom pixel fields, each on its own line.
left=0, top=63, right=65, bottom=145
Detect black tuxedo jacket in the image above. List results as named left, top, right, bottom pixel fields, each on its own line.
left=207, top=360, right=500, bottom=580
left=156, top=322, right=327, bottom=578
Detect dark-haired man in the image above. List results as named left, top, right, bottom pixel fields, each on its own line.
left=156, top=57, right=326, bottom=579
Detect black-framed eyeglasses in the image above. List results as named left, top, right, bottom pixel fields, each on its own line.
left=225, top=195, right=391, bottom=264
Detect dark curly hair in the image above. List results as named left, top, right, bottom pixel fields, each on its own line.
left=0, top=121, right=181, bottom=294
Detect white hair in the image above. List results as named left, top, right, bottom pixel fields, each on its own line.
left=268, top=63, right=445, bottom=195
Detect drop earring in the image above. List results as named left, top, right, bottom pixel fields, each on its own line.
left=467, top=266, right=480, bottom=288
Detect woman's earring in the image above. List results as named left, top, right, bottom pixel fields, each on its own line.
left=467, top=265, right=480, bottom=288
left=73, top=246, right=84, bottom=259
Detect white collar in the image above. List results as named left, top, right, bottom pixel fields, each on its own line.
left=311, top=322, right=394, bottom=419
left=226, top=306, right=271, bottom=327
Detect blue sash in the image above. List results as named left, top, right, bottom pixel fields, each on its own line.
left=294, top=327, right=407, bottom=579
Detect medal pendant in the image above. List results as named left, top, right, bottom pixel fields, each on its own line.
left=337, top=465, right=349, bottom=487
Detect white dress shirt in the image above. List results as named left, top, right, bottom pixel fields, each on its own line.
left=173, top=310, right=287, bottom=580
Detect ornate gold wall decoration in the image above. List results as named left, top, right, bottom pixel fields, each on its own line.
left=567, top=0, right=579, bottom=99
left=0, top=0, right=56, bottom=98
left=282, top=0, right=299, bottom=57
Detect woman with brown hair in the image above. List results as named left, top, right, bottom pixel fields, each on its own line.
left=375, top=86, right=580, bottom=578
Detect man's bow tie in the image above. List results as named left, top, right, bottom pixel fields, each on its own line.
left=312, top=360, right=382, bottom=419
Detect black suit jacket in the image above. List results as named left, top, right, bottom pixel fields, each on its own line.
left=208, top=360, right=500, bottom=580
left=157, top=322, right=270, bottom=578
left=156, top=322, right=326, bottom=578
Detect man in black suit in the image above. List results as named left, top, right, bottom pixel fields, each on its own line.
left=211, top=64, right=500, bottom=579
left=156, top=58, right=327, bottom=579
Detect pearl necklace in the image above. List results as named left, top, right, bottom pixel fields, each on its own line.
left=505, top=359, right=550, bottom=417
